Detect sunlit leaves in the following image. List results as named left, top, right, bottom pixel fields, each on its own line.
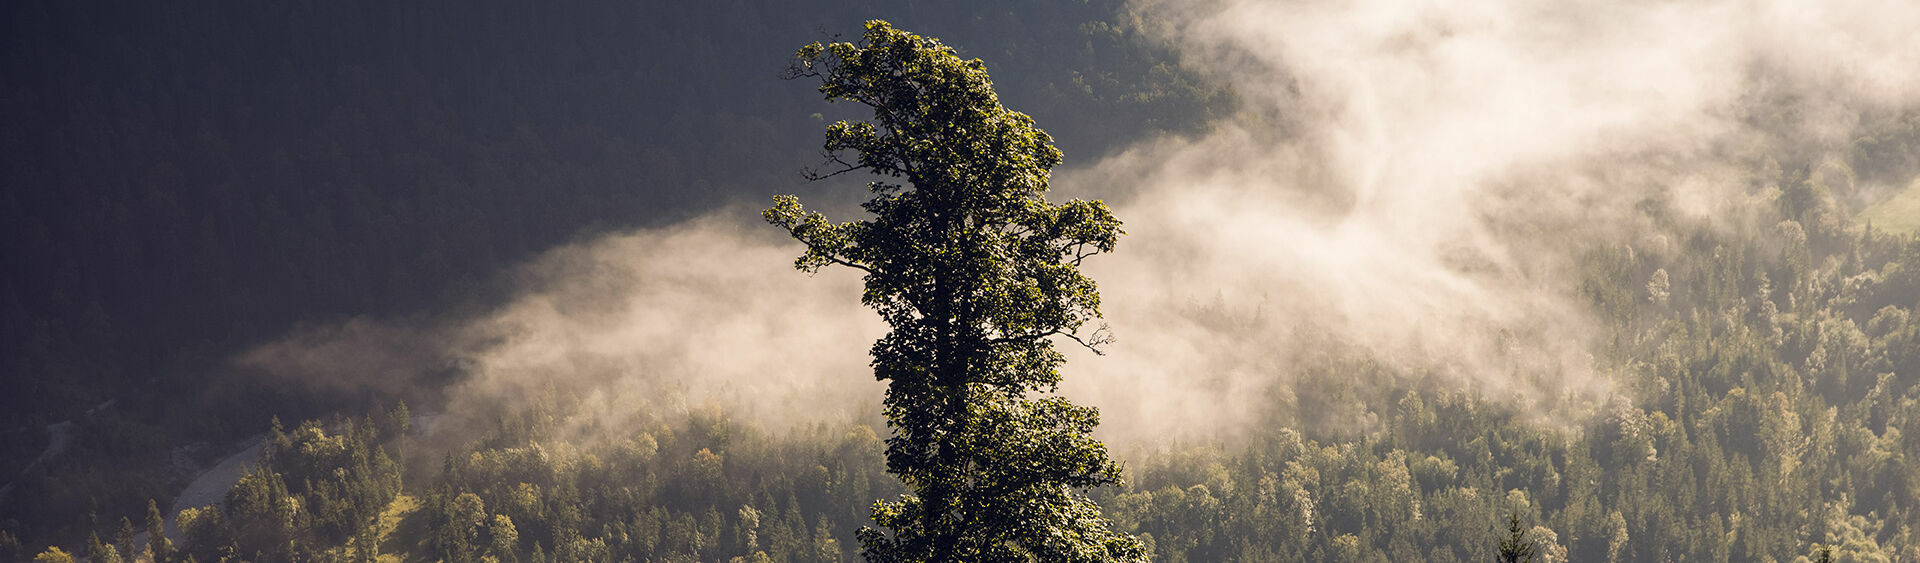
left=768, top=19, right=1139, bottom=562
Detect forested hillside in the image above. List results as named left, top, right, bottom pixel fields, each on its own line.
left=0, top=0, right=1224, bottom=551
left=59, top=148, right=1920, bottom=562
left=7, top=1, right=1920, bottom=561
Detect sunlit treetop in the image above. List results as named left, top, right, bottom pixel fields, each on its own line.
left=766, top=20, right=1142, bottom=562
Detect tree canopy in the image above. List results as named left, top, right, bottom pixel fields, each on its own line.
left=765, top=20, right=1143, bottom=562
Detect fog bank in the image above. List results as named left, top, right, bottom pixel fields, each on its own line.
left=239, top=0, right=1920, bottom=447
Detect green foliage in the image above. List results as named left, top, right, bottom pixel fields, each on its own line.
left=175, top=505, right=232, bottom=562
left=1498, top=513, right=1535, bottom=563
left=376, top=386, right=900, bottom=562
left=429, top=491, right=488, bottom=562
left=31, top=546, right=75, bottom=563
left=16, top=6, right=1920, bottom=561
left=147, top=498, right=175, bottom=561
left=1081, top=153, right=1920, bottom=561
left=138, top=150, right=1920, bottom=562
left=172, top=415, right=403, bottom=562
left=112, top=517, right=134, bottom=561
left=769, top=20, right=1140, bottom=562
left=83, top=531, right=120, bottom=563
left=0, top=0, right=1229, bottom=550
left=149, top=182, right=1920, bottom=561
left=488, top=514, right=520, bottom=562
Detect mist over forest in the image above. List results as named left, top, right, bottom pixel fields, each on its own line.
left=6, top=1, right=1920, bottom=561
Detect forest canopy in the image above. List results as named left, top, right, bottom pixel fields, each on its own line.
left=6, top=1, right=1920, bottom=562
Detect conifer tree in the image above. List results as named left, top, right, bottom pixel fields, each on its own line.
left=769, top=20, right=1142, bottom=562
left=113, top=517, right=135, bottom=562
left=146, top=499, right=174, bottom=562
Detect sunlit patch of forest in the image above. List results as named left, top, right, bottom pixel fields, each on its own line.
left=89, top=152, right=1920, bottom=562
left=6, top=1, right=1920, bottom=562
left=1863, top=179, right=1920, bottom=235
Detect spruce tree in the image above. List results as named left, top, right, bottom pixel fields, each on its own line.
left=146, top=499, right=174, bottom=562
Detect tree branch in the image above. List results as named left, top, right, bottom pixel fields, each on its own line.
left=986, top=325, right=1113, bottom=355
left=802, top=160, right=872, bottom=182
left=1058, top=328, right=1112, bottom=356
left=771, top=222, right=877, bottom=276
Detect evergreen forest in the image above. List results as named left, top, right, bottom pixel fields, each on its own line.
left=6, top=1, right=1920, bottom=561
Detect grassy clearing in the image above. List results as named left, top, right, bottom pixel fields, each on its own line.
left=375, top=494, right=424, bottom=562
left=1861, top=177, right=1920, bottom=235
left=309, top=493, right=421, bottom=561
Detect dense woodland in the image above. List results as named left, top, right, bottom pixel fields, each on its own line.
left=27, top=171, right=1920, bottom=561
left=1, top=0, right=1224, bottom=553
left=8, top=1, right=1920, bottom=562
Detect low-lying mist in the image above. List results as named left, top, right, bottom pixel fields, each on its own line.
left=240, top=216, right=884, bottom=449
left=239, top=0, right=1920, bottom=452
left=1056, top=0, right=1920, bottom=443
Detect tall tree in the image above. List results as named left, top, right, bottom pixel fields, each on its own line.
left=1499, top=513, right=1536, bottom=563
left=147, top=498, right=175, bottom=562
left=766, top=20, right=1143, bottom=562
left=112, top=517, right=135, bottom=561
